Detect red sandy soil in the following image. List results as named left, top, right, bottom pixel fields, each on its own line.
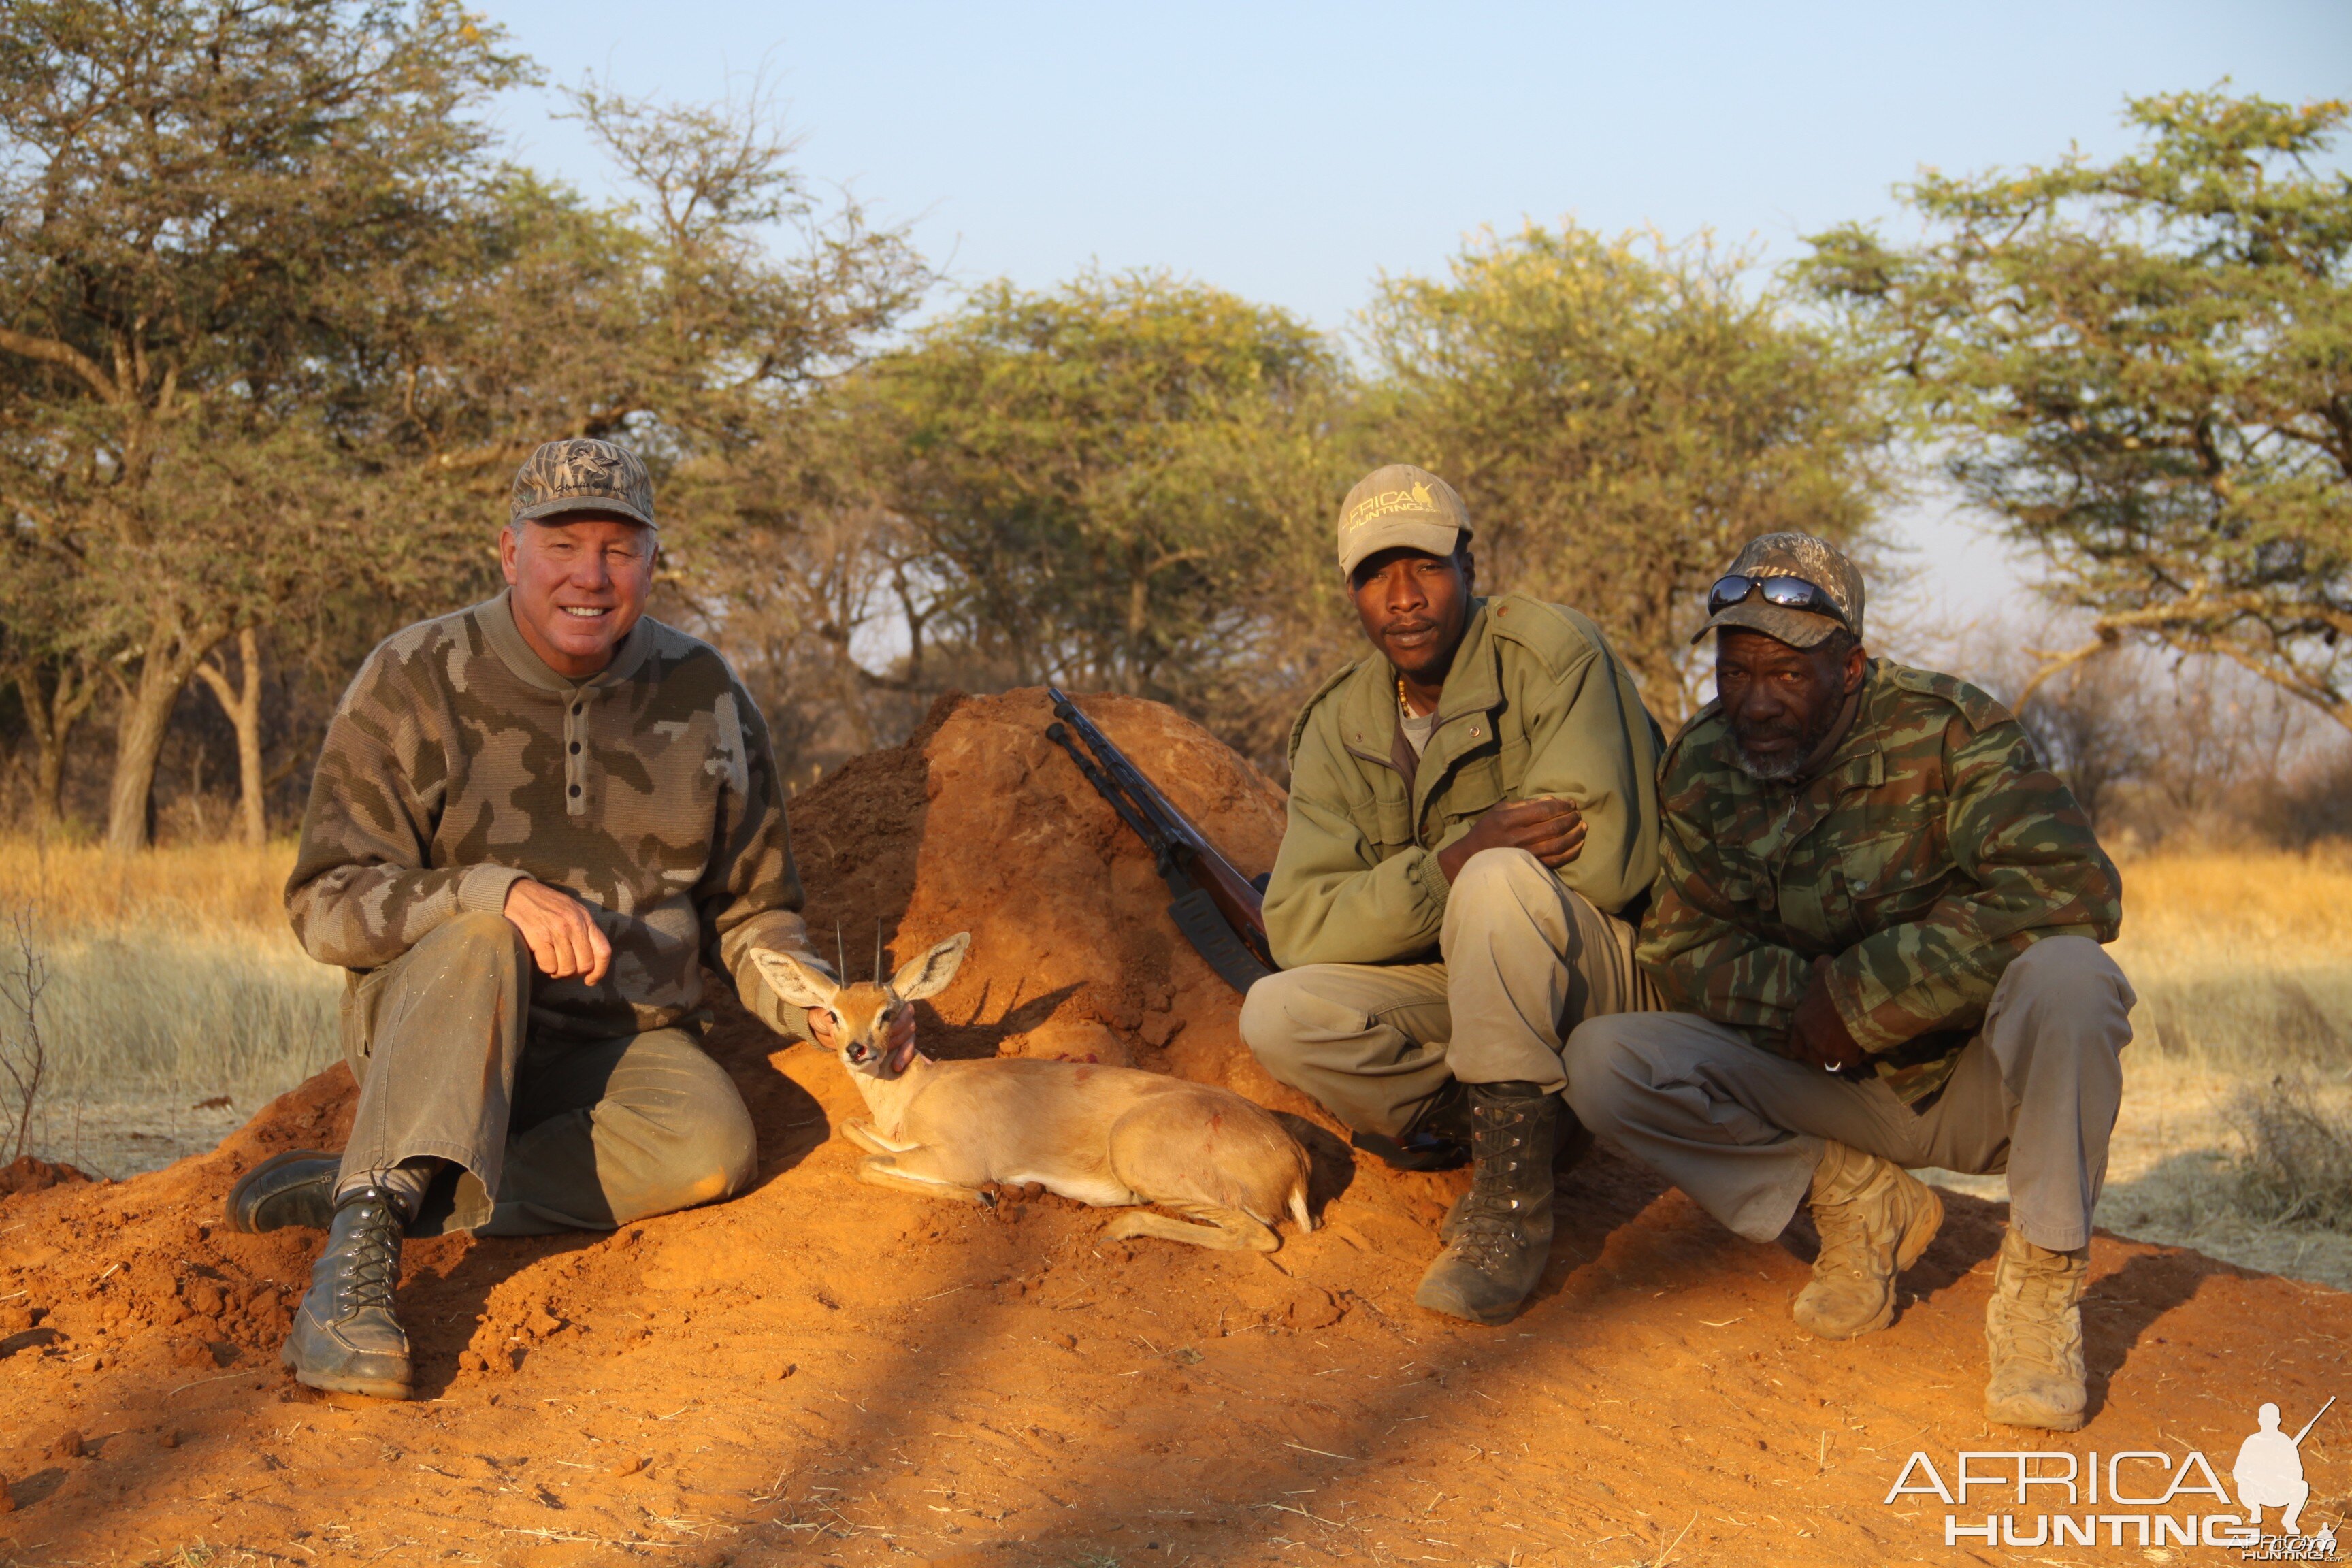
left=0, top=690, right=2342, bottom=1567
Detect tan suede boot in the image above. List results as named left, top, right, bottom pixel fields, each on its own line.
left=1791, top=1141, right=1943, bottom=1339
left=1984, top=1228, right=2089, bottom=1431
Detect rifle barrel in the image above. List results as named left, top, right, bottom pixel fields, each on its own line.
left=1045, top=721, right=1163, bottom=853
left=1046, top=688, right=1273, bottom=973
left=1052, top=691, right=1211, bottom=854
left=2293, top=1394, right=2336, bottom=1445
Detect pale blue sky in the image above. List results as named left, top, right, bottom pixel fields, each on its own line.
left=478, top=0, right=2351, bottom=629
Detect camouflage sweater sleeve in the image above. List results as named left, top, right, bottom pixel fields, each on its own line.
left=1823, top=713, right=2121, bottom=1051
left=1640, top=785, right=1815, bottom=1036
left=696, top=678, right=819, bottom=1043
left=286, top=639, right=529, bottom=970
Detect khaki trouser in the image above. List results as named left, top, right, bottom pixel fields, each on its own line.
left=1563, top=935, right=2136, bottom=1252
left=1239, top=847, right=1659, bottom=1139
left=338, top=911, right=758, bottom=1237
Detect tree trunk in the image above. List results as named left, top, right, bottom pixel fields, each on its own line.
left=193, top=626, right=267, bottom=846
left=103, top=620, right=224, bottom=855
left=14, top=659, right=98, bottom=839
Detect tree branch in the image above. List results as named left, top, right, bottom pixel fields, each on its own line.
left=0, top=327, right=120, bottom=403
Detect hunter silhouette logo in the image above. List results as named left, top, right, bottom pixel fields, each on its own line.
left=2237, top=1397, right=2333, bottom=1539
left=1881, top=1394, right=2340, bottom=1553
left=1344, top=480, right=1441, bottom=530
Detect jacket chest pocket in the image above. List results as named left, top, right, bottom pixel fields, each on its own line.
left=1827, top=827, right=1953, bottom=940
left=1364, top=773, right=1414, bottom=852
left=1433, top=754, right=1504, bottom=830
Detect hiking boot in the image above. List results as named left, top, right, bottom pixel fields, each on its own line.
left=283, top=1187, right=412, bottom=1401
left=1791, top=1141, right=1942, bottom=1339
left=1984, top=1228, right=2089, bottom=1431
left=1415, top=1082, right=1558, bottom=1325
left=1352, top=1079, right=1471, bottom=1173
left=225, top=1149, right=340, bottom=1234
left=1441, top=1100, right=1593, bottom=1243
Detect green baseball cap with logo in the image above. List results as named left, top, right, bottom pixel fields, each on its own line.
left=1334, top=463, right=1472, bottom=578
left=1693, top=532, right=1867, bottom=649
left=510, top=438, right=657, bottom=530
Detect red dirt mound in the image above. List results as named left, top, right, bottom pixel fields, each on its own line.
left=781, top=689, right=1299, bottom=1098
left=0, top=1157, right=91, bottom=1199
left=0, top=690, right=2342, bottom=1567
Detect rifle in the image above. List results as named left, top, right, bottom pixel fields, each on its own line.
left=1043, top=687, right=1275, bottom=996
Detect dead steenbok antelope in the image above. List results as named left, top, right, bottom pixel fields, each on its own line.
left=751, top=933, right=1312, bottom=1252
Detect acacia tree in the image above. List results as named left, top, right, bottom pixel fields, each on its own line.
left=854, top=272, right=1350, bottom=701
left=0, top=0, right=526, bottom=850
left=1800, top=88, right=2352, bottom=729
left=1367, top=223, right=1891, bottom=719
left=0, top=20, right=927, bottom=843
left=368, top=78, right=926, bottom=516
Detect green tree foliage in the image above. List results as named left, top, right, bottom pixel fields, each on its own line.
left=0, top=0, right=527, bottom=849
left=0, top=7, right=927, bottom=844
left=1367, top=223, right=1889, bottom=717
left=1800, top=88, right=2352, bottom=729
left=853, top=272, right=1355, bottom=703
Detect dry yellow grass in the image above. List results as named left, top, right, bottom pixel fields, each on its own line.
left=0, top=840, right=333, bottom=1171
left=0, top=838, right=300, bottom=937
left=2106, top=849, right=2352, bottom=1071
left=2114, top=847, right=2352, bottom=969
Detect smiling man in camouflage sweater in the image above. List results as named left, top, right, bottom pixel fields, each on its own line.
left=1564, top=533, right=2132, bottom=1432
left=227, top=438, right=840, bottom=1401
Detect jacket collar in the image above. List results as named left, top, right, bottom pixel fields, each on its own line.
left=479, top=589, right=656, bottom=695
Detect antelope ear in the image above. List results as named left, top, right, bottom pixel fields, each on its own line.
left=889, top=932, right=972, bottom=1001
left=749, top=947, right=840, bottom=1011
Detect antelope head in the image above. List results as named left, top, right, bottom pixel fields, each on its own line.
left=750, top=932, right=973, bottom=1079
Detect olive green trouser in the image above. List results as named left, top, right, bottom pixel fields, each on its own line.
left=1239, top=847, right=1660, bottom=1139
left=337, top=911, right=758, bottom=1237
left=1563, top=936, right=2136, bottom=1253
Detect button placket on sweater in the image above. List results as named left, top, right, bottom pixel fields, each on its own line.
left=564, top=688, right=592, bottom=817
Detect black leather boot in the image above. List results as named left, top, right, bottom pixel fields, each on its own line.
left=283, top=1186, right=412, bottom=1400
left=1350, top=1079, right=1471, bottom=1171
left=1441, top=1098, right=1592, bottom=1243
left=225, top=1149, right=341, bottom=1233
left=1414, top=1082, right=1558, bottom=1324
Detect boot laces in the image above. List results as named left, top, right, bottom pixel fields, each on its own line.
left=1449, top=1215, right=1533, bottom=1272
left=1999, top=1260, right=2081, bottom=1357
left=1812, top=1191, right=1875, bottom=1278
left=336, top=1198, right=402, bottom=1314
left=1448, top=1098, right=1544, bottom=1265
left=1458, top=1113, right=1534, bottom=1223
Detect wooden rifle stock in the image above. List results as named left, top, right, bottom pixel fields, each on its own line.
left=1044, top=689, right=1275, bottom=991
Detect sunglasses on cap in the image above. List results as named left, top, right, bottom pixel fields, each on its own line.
left=1707, top=573, right=1850, bottom=627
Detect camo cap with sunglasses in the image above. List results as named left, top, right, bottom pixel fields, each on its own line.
left=1693, top=532, right=1866, bottom=649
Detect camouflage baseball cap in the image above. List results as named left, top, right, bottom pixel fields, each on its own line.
left=1693, top=532, right=1865, bottom=649
left=1335, top=464, right=1472, bottom=578
left=510, top=438, right=656, bottom=529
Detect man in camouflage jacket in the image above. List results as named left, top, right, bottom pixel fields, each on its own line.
left=1242, top=465, right=1664, bottom=1328
left=226, top=439, right=839, bottom=1401
left=1564, top=533, right=2133, bottom=1433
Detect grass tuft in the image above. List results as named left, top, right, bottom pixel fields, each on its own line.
left=2232, top=1076, right=2352, bottom=1232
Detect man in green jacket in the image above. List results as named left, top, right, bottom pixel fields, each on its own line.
left=1241, top=464, right=1664, bottom=1326
left=1564, top=532, right=2132, bottom=1432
